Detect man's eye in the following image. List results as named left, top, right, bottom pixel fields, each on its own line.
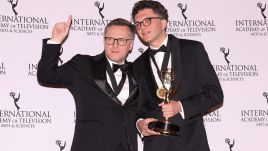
left=144, top=18, right=150, bottom=22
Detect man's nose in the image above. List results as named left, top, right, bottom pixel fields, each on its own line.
left=112, top=39, right=119, bottom=46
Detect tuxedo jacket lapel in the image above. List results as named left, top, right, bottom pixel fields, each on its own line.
left=142, top=51, right=161, bottom=102
left=169, top=35, right=182, bottom=100
left=93, top=53, right=122, bottom=105
left=124, top=69, right=138, bottom=106
left=137, top=35, right=182, bottom=102
left=93, top=53, right=138, bottom=106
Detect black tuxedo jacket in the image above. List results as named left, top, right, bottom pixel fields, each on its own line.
left=133, top=35, right=223, bottom=151
left=37, top=39, right=138, bottom=151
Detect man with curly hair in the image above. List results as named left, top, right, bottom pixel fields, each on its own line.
left=132, top=1, right=224, bottom=151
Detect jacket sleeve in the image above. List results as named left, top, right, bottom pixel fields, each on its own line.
left=180, top=42, right=224, bottom=120
left=37, top=38, right=78, bottom=87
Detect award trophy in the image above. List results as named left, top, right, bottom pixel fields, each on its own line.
left=149, top=68, right=180, bottom=136
left=263, top=92, right=268, bottom=103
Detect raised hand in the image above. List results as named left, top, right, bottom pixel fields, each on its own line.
left=51, top=15, right=72, bottom=43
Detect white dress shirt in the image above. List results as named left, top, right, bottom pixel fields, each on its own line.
left=106, top=59, right=129, bottom=105
left=149, top=35, right=185, bottom=118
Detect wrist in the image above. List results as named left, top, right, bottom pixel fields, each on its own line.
left=48, top=39, right=62, bottom=44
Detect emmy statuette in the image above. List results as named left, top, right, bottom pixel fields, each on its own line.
left=149, top=68, right=180, bottom=136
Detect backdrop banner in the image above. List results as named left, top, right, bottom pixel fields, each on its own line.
left=1, top=0, right=268, bottom=151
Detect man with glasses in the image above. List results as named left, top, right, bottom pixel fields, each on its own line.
left=132, top=1, right=224, bottom=151
left=37, top=16, right=138, bottom=151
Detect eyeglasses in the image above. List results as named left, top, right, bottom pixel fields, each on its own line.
left=134, top=17, right=163, bottom=29
left=104, top=37, right=132, bottom=46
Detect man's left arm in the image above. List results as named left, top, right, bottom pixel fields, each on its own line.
left=180, top=42, right=223, bottom=119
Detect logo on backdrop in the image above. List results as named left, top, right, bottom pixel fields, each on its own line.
left=263, top=92, right=268, bottom=104
left=7, top=0, right=18, bottom=18
left=239, top=91, right=268, bottom=127
left=70, top=1, right=110, bottom=36
left=220, top=47, right=230, bottom=65
left=213, top=47, right=259, bottom=82
left=235, top=2, right=268, bottom=36
left=177, top=3, right=187, bottom=21
left=1, top=0, right=49, bottom=34
left=225, top=138, right=235, bottom=151
left=10, top=91, right=20, bottom=110
left=0, top=62, right=6, bottom=75
left=241, top=109, right=268, bottom=126
left=0, top=92, right=52, bottom=128
left=94, top=1, right=105, bottom=20
left=203, top=110, right=222, bottom=124
left=56, top=140, right=66, bottom=151
left=28, top=63, right=37, bottom=76
left=167, top=2, right=217, bottom=37
left=138, top=47, right=145, bottom=54
left=257, top=2, right=267, bottom=20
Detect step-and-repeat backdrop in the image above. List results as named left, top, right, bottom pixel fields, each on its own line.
left=1, top=0, right=268, bottom=151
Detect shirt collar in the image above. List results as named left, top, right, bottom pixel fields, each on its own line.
left=106, top=57, right=125, bottom=69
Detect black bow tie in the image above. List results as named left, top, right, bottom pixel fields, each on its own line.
left=149, top=45, right=167, bottom=56
left=112, top=63, right=128, bottom=73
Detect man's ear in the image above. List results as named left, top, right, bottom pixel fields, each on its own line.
left=161, top=19, right=168, bottom=31
left=129, top=40, right=134, bottom=54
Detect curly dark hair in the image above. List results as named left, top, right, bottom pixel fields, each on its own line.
left=131, top=0, right=168, bottom=22
left=104, top=18, right=135, bottom=39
